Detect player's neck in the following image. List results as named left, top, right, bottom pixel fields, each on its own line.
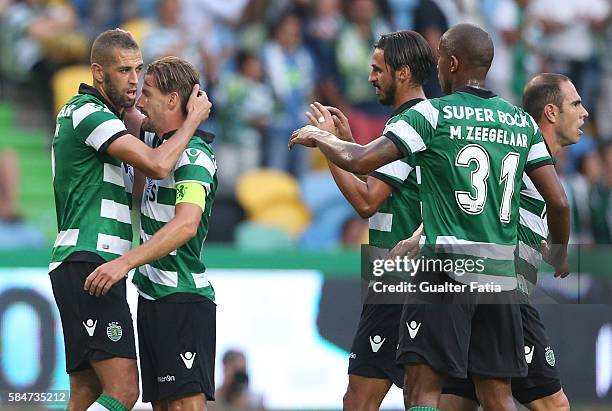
left=394, top=87, right=426, bottom=110
left=540, top=125, right=562, bottom=156
left=157, top=115, right=186, bottom=137
left=96, top=85, right=124, bottom=115
left=453, top=77, right=487, bottom=92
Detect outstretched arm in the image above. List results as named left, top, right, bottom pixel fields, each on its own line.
left=107, top=85, right=212, bottom=179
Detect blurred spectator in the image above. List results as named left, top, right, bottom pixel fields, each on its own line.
left=141, top=0, right=209, bottom=84
left=589, top=143, right=612, bottom=243
left=0, top=149, right=45, bottom=249
left=71, top=0, right=138, bottom=41
left=562, top=146, right=602, bottom=244
left=0, top=149, right=20, bottom=221
left=486, top=0, right=531, bottom=103
left=335, top=0, right=390, bottom=143
left=214, top=349, right=265, bottom=411
left=303, top=0, right=343, bottom=103
left=0, top=0, right=85, bottom=83
left=596, top=23, right=612, bottom=141
left=528, top=0, right=610, bottom=114
left=261, top=10, right=315, bottom=177
left=215, top=50, right=275, bottom=192
left=340, top=216, right=368, bottom=248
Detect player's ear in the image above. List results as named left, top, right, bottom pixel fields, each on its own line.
left=450, top=55, right=459, bottom=73
left=168, top=92, right=179, bottom=111
left=543, top=103, right=557, bottom=124
left=91, top=63, right=104, bottom=85
left=398, top=65, right=410, bottom=83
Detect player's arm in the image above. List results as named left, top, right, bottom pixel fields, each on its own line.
left=303, top=103, right=393, bottom=217
left=527, top=164, right=570, bottom=277
left=290, top=125, right=403, bottom=174
left=328, top=163, right=392, bottom=217
left=84, top=182, right=206, bottom=296
left=122, top=106, right=144, bottom=136
left=106, top=85, right=212, bottom=179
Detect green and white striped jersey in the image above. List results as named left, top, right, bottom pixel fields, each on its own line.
left=369, top=99, right=423, bottom=250
left=384, top=87, right=552, bottom=290
left=50, top=84, right=132, bottom=272
left=132, top=130, right=217, bottom=301
left=516, top=172, right=549, bottom=295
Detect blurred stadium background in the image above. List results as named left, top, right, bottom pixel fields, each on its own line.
left=0, top=0, right=611, bottom=409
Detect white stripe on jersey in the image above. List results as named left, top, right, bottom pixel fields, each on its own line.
left=369, top=212, right=393, bottom=232
left=176, top=148, right=217, bottom=177
left=141, top=230, right=176, bottom=255
left=521, top=173, right=544, bottom=201
left=518, top=241, right=542, bottom=268
left=192, top=272, right=211, bottom=288
left=103, top=163, right=125, bottom=187
left=100, top=199, right=131, bottom=224
left=527, top=142, right=549, bottom=163
left=519, top=208, right=548, bottom=238
left=140, top=264, right=178, bottom=287
left=54, top=229, right=79, bottom=247
left=374, top=159, right=413, bottom=181
left=48, top=262, right=61, bottom=273
left=96, top=233, right=131, bottom=255
left=384, top=120, right=426, bottom=154
left=435, top=235, right=515, bottom=260
left=85, top=118, right=126, bottom=151
left=142, top=201, right=175, bottom=223
left=412, top=100, right=439, bottom=130
left=72, top=103, right=101, bottom=128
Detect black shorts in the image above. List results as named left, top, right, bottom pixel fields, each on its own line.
left=348, top=303, right=403, bottom=388
left=138, top=294, right=216, bottom=404
left=442, top=302, right=562, bottom=404
left=396, top=270, right=526, bottom=379
left=49, top=259, right=137, bottom=373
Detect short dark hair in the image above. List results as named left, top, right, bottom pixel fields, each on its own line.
left=222, top=349, right=245, bottom=365
left=522, top=73, right=571, bottom=121
left=439, top=24, right=494, bottom=73
left=146, top=56, right=199, bottom=115
left=374, top=30, right=436, bottom=86
left=91, top=29, right=139, bottom=66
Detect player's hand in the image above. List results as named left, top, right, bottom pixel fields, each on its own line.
left=327, top=106, right=354, bottom=142
left=305, top=102, right=336, bottom=135
left=186, top=84, right=212, bottom=123
left=388, top=233, right=421, bottom=260
left=541, top=240, right=570, bottom=278
left=289, top=125, right=323, bottom=149
left=84, top=259, right=131, bottom=297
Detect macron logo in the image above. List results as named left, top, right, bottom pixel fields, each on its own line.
left=406, top=321, right=421, bottom=339
left=525, top=345, right=535, bottom=364
left=83, top=319, right=97, bottom=337
left=369, top=335, right=386, bottom=353
left=180, top=352, right=196, bottom=369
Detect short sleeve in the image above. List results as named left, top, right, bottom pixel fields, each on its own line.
left=72, top=102, right=128, bottom=153
left=383, top=100, right=438, bottom=158
left=174, top=146, right=217, bottom=194
left=525, top=129, right=553, bottom=172
left=370, top=158, right=414, bottom=190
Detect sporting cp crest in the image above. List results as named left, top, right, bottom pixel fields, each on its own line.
left=545, top=346, right=556, bottom=366
left=106, top=322, right=123, bottom=342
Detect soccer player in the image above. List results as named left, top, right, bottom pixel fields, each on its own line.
left=439, top=74, right=586, bottom=411
left=306, top=31, right=434, bottom=411
left=85, top=57, right=218, bottom=411
left=50, top=30, right=211, bottom=411
left=290, top=23, right=570, bottom=411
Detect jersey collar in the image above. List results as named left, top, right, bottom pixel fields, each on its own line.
left=456, top=85, right=497, bottom=99
left=160, top=129, right=216, bottom=143
left=78, top=83, right=123, bottom=118
left=392, top=98, right=425, bottom=116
